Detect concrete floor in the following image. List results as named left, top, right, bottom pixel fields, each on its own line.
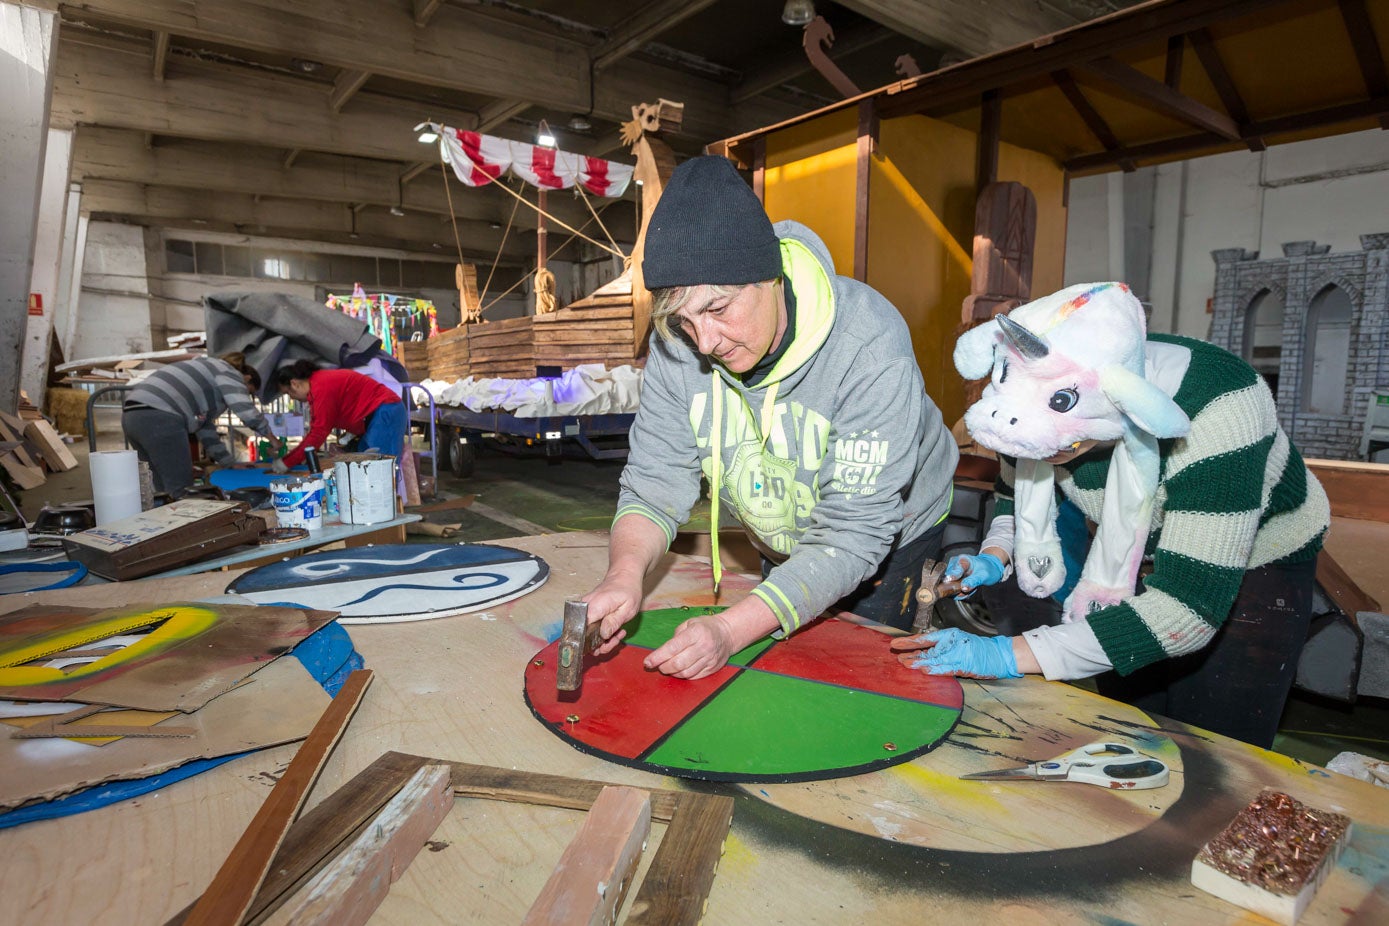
left=13, top=409, right=1389, bottom=770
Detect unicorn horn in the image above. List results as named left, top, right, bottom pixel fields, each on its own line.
left=997, top=314, right=1050, bottom=360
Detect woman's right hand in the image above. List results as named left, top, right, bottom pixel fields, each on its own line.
left=583, top=571, right=643, bottom=655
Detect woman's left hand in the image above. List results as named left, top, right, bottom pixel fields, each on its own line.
left=643, top=614, right=737, bottom=680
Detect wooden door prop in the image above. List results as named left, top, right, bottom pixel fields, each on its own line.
left=167, top=751, right=735, bottom=926
left=525, top=608, right=963, bottom=782
left=226, top=543, right=549, bottom=624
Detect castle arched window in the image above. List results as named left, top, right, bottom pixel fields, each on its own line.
left=1301, top=285, right=1353, bottom=415
left=1241, top=288, right=1284, bottom=394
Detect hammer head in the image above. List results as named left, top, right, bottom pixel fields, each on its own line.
left=557, top=600, right=601, bottom=693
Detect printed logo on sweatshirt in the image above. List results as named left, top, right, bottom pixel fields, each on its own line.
left=831, top=430, right=889, bottom=495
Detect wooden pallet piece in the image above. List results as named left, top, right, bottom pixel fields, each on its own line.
left=174, top=751, right=733, bottom=926
left=180, top=669, right=373, bottom=926
left=625, top=791, right=734, bottom=926
left=522, top=785, right=652, bottom=926
left=22, top=418, right=79, bottom=472
left=273, top=764, right=454, bottom=926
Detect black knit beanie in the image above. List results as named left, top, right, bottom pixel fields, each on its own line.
left=642, top=155, right=782, bottom=289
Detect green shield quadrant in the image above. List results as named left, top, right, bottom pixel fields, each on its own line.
left=524, top=607, right=963, bottom=783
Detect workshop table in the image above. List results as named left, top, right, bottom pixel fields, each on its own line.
left=1, top=533, right=1385, bottom=924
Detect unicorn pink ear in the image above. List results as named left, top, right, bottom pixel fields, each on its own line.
left=954, top=319, right=1001, bottom=379
left=1099, top=366, right=1190, bottom=438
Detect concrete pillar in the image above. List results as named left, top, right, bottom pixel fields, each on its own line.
left=22, top=127, right=73, bottom=408
left=50, top=182, right=83, bottom=366
left=57, top=212, right=89, bottom=363
left=0, top=2, right=58, bottom=413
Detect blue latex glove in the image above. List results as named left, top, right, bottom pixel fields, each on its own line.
left=908, top=628, right=1022, bottom=679
left=946, top=552, right=1006, bottom=597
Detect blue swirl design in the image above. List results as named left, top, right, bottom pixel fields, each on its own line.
left=337, top=571, right=510, bottom=607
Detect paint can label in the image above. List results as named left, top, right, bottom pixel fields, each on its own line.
left=271, top=476, right=325, bottom=530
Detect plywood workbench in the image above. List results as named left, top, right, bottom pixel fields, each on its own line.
left=2, top=533, right=1385, bottom=924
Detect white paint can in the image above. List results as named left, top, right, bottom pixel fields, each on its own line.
left=333, top=458, right=396, bottom=525
left=271, top=475, right=325, bottom=530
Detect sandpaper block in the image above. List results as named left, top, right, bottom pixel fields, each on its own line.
left=1191, top=789, right=1351, bottom=924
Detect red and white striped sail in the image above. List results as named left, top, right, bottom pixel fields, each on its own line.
left=434, top=124, right=634, bottom=198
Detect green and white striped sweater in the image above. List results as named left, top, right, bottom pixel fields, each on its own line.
left=994, top=334, right=1329, bottom=675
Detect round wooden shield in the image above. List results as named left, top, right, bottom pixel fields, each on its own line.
left=227, top=543, right=548, bottom=623
left=524, top=607, right=963, bottom=783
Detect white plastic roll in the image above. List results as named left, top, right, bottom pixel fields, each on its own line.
left=90, top=450, right=143, bottom=525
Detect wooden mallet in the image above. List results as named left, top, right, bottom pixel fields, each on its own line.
left=556, top=599, right=604, bottom=694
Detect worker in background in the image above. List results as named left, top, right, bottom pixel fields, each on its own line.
left=121, top=352, right=274, bottom=496
left=271, top=360, right=406, bottom=474
left=897, top=282, right=1330, bottom=748
left=584, top=155, right=959, bottom=679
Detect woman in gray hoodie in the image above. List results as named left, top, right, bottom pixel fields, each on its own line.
left=582, top=156, right=958, bottom=679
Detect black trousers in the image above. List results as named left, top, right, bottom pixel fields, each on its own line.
left=122, top=406, right=194, bottom=496
left=762, top=521, right=945, bottom=632
left=981, top=557, right=1317, bottom=749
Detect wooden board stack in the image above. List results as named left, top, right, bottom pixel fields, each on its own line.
left=532, top=273, right=642, bottom=373
left=466, top=315, right=536, bottom=380
left=426, top=326, right=470, bottom=382
left=399, top=340, right=429, bottom=383
left=1191, top=789, right=1352, bottom=924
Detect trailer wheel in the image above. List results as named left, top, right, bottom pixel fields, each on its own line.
left=450, top=433, right=476, bottom=478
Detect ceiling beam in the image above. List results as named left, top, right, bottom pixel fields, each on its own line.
left=52, top=33, right=481, bottom=162
left=591, top=0, right=719, bottom=72
left=70, top=127, right=621, bottom=233
left=1187, top=28, right=1263, bottom=150
left=1163, top=33, right=1183, bottom=89
left=58, top=0, right=592, bottom=113
left=329, top=68, right=371, bottom=113
left=836, top=0, right=1079, bottom=57
left=477, top=99, right=532, bottom=133
left=1051, top=69, right=1135, bottom=172
left=1073, top=55, right=1240, bottom=140
left=80, top=179, right=534, bottom=261
left=151, top=29, right=168, bottom=81
left=731, top=23, right=895, bottom=106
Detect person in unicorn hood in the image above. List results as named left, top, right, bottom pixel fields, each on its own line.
left=581, top=155, right=957, bottom=679
left=898, top=282, right=1329, bottom=748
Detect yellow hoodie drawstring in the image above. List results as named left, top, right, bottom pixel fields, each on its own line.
left=707, top=374, right=779, bottom=597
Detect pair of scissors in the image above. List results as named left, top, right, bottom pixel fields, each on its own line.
left=959, top=741, right=1170, bottom=790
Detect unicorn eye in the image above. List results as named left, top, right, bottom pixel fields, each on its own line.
left=1049, top=388, right=1078, bottom=412
left=998, top=360, right=1009, bottom=384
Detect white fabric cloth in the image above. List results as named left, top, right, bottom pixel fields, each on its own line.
left=422, top=364, right=643, bottom=417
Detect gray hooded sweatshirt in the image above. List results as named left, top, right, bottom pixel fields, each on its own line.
left=616, top=221, right=957, bottom=634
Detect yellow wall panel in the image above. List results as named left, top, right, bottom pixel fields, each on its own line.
left=763, top=109, right=858, bottom=276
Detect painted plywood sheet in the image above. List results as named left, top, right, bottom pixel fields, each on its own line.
left=0, top=603, right=337, bottom=711
left=226, top=543, right=549, bottom=624
left=525, top=608, right=963, bottom=782
left=0, top=653, right=330, bottom=810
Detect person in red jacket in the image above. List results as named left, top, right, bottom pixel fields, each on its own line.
left=269, top=360, right=406, bottom=473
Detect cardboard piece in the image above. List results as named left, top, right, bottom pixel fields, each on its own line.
left=22, top=419, right=78, bottom=472
left=0, top=653, right=331, bottom=811
left=0, top=601, right=337, bottom=711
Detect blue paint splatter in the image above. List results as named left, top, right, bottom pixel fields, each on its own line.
left=1340, top=823, right=1389, bottom=885
left=539, top=619, right=564, bottom=644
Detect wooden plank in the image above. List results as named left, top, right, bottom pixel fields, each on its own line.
left=1340, top=0, right=1389, bottom=99
left=626, top=792, right=734, bottom=926
left=522, top=785, right=652, bottom=926
left=854, top=98, right=876, bottom=283
left=181, top=669, right=373, bottom=926
left=1188, top=28, right=1263, bottom=151
left=1073, top=56, right=1241, bottom=140
left=23, top=418, right=79, bottom=471
left=536, top=306, right=633, bottom=322
left=1051, top=68, right=1136, bottom=172
left=1306, top=459, right=1389, bottom=522
left=274, top=764, right=453, bottom=926
left=1163, top=33, right=1184, bottom=89
left=1316, top=550, right=1381, bottom=619
left=975, top=89, right=1000, bottom=196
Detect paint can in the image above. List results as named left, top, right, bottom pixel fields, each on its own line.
left=270, top=475, right=324, bottom=530
left=333, top=457, right=396, bottom=525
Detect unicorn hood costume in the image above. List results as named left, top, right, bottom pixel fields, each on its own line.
left=954, top=283, right=1191, bottom=622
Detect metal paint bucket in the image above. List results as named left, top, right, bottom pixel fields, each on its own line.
left=270, top=475, right=324, bottom=530
left=333, top=458, right=395, bottom=525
